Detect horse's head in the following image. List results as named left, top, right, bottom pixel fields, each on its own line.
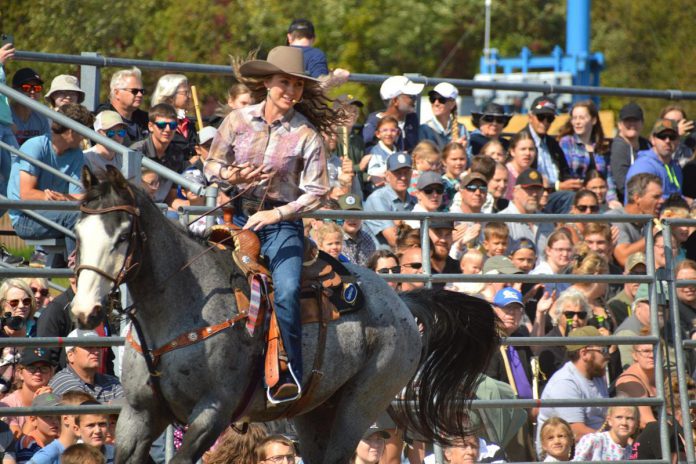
left=71, top=166, right=143, bottom=329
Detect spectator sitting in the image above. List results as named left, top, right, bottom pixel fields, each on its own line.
left=408, top=140, right=442, bottom=195
left=440, top=142, right=468, bottom=209
left=419, top=82, right=468, bottom=151
left=71, top=401, right=114, bottom=464
left=581, top=222, right=623, bottom=299
left=8, top=103, right=93, bottom=256
left=404, top=171, right=444, bottom=229
left=625, top=118, right=683, bottom=201
left=178, top=168, right=210, bottom=237
left=658, top=105, right=694, bottom=167
left=362, top=76, right=423, bottom=152
left=436, top=434, right=508, bottom=464
left=331, top=95, right=366, bottom=194
left=607, top=252, right=646, bottom=327
left=567, top=245, right=615, bottom=335
left=428, top=221, right=460, bottom=290
left=448, top=172, right=488, bottom=259
left=14, top=392, right=61, bottom=462
left=509, top=238, right=536, bottom=274
left=130, top=103, right=188, bottom=207
left=536, top=326, right=609, bottom=453
left=361, top=116, right=399, bottom=189
left=0, top=348, right=55, bottom=437
left=538, top=417, right=574, bottom=462
left=203, top=423, right=267, bottom=464
left=468, top=103, right=511, bottom=157
left=255, top=435, right=296, bottom=464
left=367, top=250, right=401, bottom=292
left=676, top=259, right=696, bottom=341
left=583, top=170, right=609, bottom=212
left=610, top=102, right=651, bottom=201
left=227, top=83, right=253, bottom=110
left=660, top=193, right=690, bottom=261
left=0, top=42, right=18, bottom=203
left=563, top=190, right=600, bottom=244
left=504, top=132, right=537, bottom=200
left=350, top=423, right=389, bottom=464
left=324, top=131, right=359, bottom=200
left=608, top=173, right=663, bottom=268
left=615, top=334, right=657, bottom=428
left=140, top=168, right=160, bottom=200
left=95, top=67, right=148, bottom=145
left=189, top=126, right=217, bottom=172
left=446, top=248, right=485, bottom=295
left=363, top=153, right=416, bottom=248
left=530, top=228, right=573, bottom=295
left=11, top=68, right=50, bottom=146
left=316, top=222, right=344, bottom=261
left=60, top=444, right=105, bottom=464
left=614, top=284, right=664, bottom=368
left=482, top=223, right=509, bottom=259
left=44, top=75, right=84, bottom=111
left=499, top=169, right=554, bottom=253
left=482, top=162, right=509, bottom=214
left=48, top=330, right=123, bottom=402
left=83, top=111, right=126, bottom=179
left=150, top=74, right=198, bottom=161
left=21, top=279, right=52, bottom=314
left=478, top=256, right=522, bottom=303
left=337, top=194, right=377, bottom=266
left=479, top=139, right=506, bottom=164
left=571, top=406, right=638, bottom=461
left=397, top=247, right=425, bottom=292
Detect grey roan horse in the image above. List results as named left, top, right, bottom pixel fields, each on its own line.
left=71, top=166, right=499, bottom=464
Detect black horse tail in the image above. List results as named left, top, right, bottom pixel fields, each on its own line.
left=396, top=288, right=500, bottom=444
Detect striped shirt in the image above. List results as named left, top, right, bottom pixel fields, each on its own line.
left=205, top=102, right=329, bottom=219
left=48, top=365, right=123, bottom=402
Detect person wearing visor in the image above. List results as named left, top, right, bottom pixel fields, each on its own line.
left=419, top=82, right=468, bottom=150
left=468, top=102, right=511, bottom=157
left=83, top=111, right=127, bottom=179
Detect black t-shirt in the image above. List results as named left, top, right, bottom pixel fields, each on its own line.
left=634, top=419, right=684, bottom=460
left=432, top=256, right=461, bottom=290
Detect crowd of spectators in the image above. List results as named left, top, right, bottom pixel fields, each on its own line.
left=1, top=16, right=696, bottom=464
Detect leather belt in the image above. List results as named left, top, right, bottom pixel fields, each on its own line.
left=236, top=197, right=286, bottom=217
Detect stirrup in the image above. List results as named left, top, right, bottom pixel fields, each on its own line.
left=266, top=362, right=302, bottom=405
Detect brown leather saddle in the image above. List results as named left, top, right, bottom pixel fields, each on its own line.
left=207, top=224, right=364, bottom=408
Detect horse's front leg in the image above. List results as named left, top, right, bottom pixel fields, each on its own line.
left=115, top=402, right=168, bottom=464
left=170, top=395, right=230, bottom=464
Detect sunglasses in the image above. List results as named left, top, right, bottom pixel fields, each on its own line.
left=6, top=298, right=32, bottom=308
left=106, top=129, right=127, bottom=138
left=481, top=115, right=507, bottom=124
left=376, top=266, right=401, bottom=274
left=322, top=218, right=345, bottom=226
left=20, top=84, right=43, bottom=93
left=422, top=186, right=444, bottom=195
left=429, top=95, right=453, bottom=105
left=576, top=204, right=600, bottom=213
left=655, top=133, right=679, bottom=141
left=536, top=114, right=556, bottom=123
left=563, top=310, right=588, bottom=319
left=31, top=287, right=49, bottom=297
left=120, top=88, right=146, bottom=96
left=464, top=184, right=488, bottom=193
left=154, top=121, right=178, bottom=130
left=401, top=262, right=423, bottom=270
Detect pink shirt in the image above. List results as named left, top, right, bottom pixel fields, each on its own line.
left=0, top=389, right=27, bottom=432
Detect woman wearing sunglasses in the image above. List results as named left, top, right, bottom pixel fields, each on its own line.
left=468, top=102, right=511, bottom=157
left=367, top=250, right=401, bottom=291
left=0, top=278, right=37, bottom=338
left=419, top=82, right=468, bottom=151
left=565, top=190, right=601, bottom=244
left=20, top=277, right=52, bottom=310
left=83, top=110, right=128, bottom=179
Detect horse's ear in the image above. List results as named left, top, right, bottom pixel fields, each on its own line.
left=105, top=165, right=130, bottom=190
left=82, top=166, right=99, bottom=190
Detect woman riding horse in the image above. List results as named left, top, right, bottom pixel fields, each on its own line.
left=204, top=46, right=346, bottom=402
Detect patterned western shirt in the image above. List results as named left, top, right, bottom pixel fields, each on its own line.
left=205, top=102, right=329, bottom=219
left=559, top=134, right=618, bottom=202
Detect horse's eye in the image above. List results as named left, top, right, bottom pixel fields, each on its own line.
left=117, top=233, right=130, bottom=244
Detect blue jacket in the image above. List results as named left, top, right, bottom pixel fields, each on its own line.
left=624, top=149, right=683, bottom=201
left=291, top=45, right=329, bottom=78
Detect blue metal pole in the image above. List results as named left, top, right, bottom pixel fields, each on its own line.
left=566, top=0, right=593, bottom=101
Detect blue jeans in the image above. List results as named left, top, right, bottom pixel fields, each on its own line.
left=233, top=212, right=304, bottom=383
left=13, top=211, right=79, bottom=255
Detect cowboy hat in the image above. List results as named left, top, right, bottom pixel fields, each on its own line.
left=471, top=102, right=512, bottom=128
left=239, top=46, right=319, bottom=82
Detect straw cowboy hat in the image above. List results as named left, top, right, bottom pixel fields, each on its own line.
left=239, top=46, right=319, bottom=81
left=471, top=102, right=512, bottom=128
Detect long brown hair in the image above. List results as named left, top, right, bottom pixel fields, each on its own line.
left=559, top=100, right=606, bottom=151
left=205, top=423, right=267, bottom=464
left=232, top=52, right=348, bottom=135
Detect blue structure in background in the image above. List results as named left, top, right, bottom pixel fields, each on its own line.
left=479, top=0, right=604, bottom=105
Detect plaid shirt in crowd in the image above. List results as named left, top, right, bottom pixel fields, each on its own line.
left=559, top=134, right=618, bottom=202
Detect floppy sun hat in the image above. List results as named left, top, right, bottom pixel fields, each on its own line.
left=239, top=46, right=319, bottom=82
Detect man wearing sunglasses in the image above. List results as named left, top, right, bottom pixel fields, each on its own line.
left=536, top=325, right=609, bottom=453
left=624, top=118, right=683, bottom=201
left=95, top=67, right=149, bottom=145
left=83, top=111, right=127, bottom=179
left=10, top=67, right=51, bottom=146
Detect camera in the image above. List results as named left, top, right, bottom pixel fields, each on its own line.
left=1, top=312, right=25, bottom=331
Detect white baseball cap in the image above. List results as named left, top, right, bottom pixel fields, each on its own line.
left=94, top=111, right=125, bottom=131
left=429, top=82, right=458, bottom=100
left=380, top=76, right=424, bottom=100
left=198, top=126, right=218, bottom=145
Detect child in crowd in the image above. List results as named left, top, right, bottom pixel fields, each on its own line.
left=73, top=401, right=114, bottom=464
left=361, top=116, right=399, bottom=189
left=441, top=142, right=467, bottom=209
left=15, top=393, right=61, bottom=463
left=60, top=444, right=105, bottom=464
left=445, top=249, right=485, bottom=295
left=140, top=168, right=160, bottom=200
left=189, top=126, right=217, bottom=171
left=480, top=139, right=506, bottom=164
left=539, top=416, right=574, bottom=462
left=509, top=238, right=537, bottom=274
left=316, top=222, right=344, bottom=261
left=482, top=222, right=509, bottom=259
left=572, top=406, right=638, bottom=461
left=408, top=140, right=442, bottom=195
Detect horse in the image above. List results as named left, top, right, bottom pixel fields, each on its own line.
left=71, top=166, right=499, bottom=464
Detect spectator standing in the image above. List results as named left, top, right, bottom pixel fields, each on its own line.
left=363, top=76, right=423, bottom=152
left=468, top=103, right=511, bottom=157
left=625, top=118, right=683, bottom=201
left=337, top=194, right=377, bottom=267
left=419, top=82, right=468, bottom=150
left=150, top=74, right=198, bottom=160
left=609, top=102, right=651, bottom=201
left=95, top=67, right=148, bottom=145
left=44, top=76, right=84, bottom=111
left=83, top=111, right=127, bottom=179
left=11, top=68, right=50, bottom=146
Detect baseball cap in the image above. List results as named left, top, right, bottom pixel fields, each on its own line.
left=493, top=288, right=523, bottom=308
left=625, top=252, right=646, bottom=273
left=509, top=238, right=537, bottom=256
left=45, top=75, right=85, bottom=103
left=65, top=329, right=100, bottom=352
left=483, top=256, right=521, bottom=275
left=529, top=96, right=557, bottom=115
left=416, top=171, right=444, bottom=190
left=20, top=347, right=55, bottom=367
left=338, top=193, right=362, bottom=211
left=288, top=18, right=315, bottom=36
left=198, top=126, right=217, bottom=146
left=619, top=102, right=644, bottom=121
left=459, top=172, right=488, bottom=187
left=652, top=118, right=679, bottom=136
left=32, top=392, right=62, bottom=408
left=334, top=94, right=364, bottom=108
left=12, top=67, right=43, bottom=87
left=566, top=326, right=602, bottom=352
left=94, top=111, right=125, bottom=131
left=516, top=169, right=543, bottom=187
left=380, top=76, right=424, bottom=100
left=428, top=82, right=458, bottom=100
left=362, top=423, right=390, bottom=440
left=386, top=152, right=412, bottom=172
